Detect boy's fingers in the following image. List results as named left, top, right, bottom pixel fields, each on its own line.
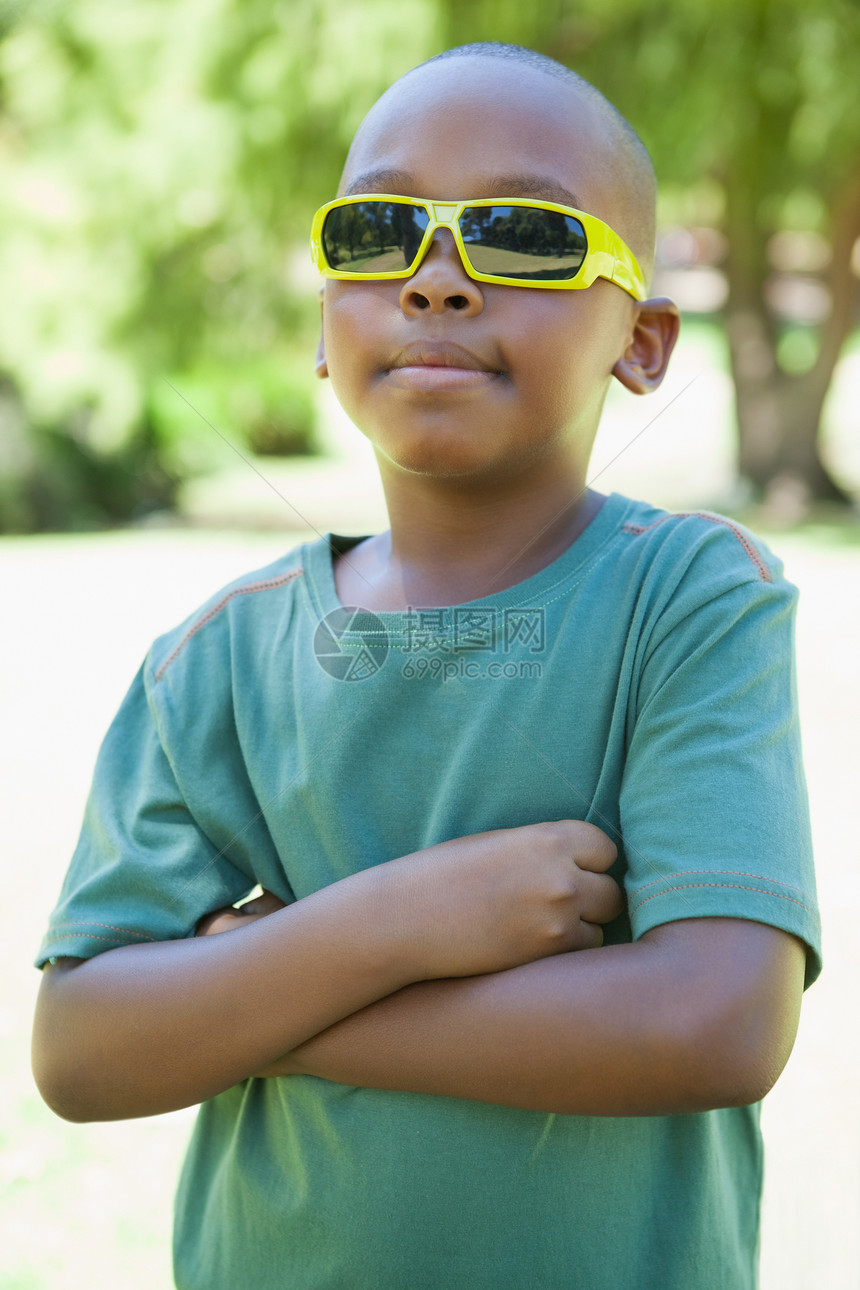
left=239, top=890, right=287, bottom=917
left=195, top=908, right=245, bottom=936
left=195, top=890, right=286, bottom=937
left=574, top=921, right=605, bottom=951
left=558, top=820, right=619, bottom=872
left=579, top=872, right=626, bottom=925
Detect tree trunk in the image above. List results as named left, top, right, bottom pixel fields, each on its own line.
left=731, top=363, right=852, bottom=503
left=725, top=168, right=860, bottom=507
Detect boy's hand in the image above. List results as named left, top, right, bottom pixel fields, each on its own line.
left=196, top=889, right=287, bottom=937
left=196, top=823, right=622, bottom=982
left=194, top=825, right=621, bottom=1079
left=386, top=820, right=622, bottom=980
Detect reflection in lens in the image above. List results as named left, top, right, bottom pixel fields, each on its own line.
left=322, top=201, right=430, bottom=274
left=460, top=206, right=587, bottom=280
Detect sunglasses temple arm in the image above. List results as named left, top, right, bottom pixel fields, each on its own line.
left=584, top=248, right=645, bottom=301
left=612, top=261, right=647, bottom=301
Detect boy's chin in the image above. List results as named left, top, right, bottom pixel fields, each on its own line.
left=361, top=424, right=462, bottom=473
left=372, top=439, right=543, bottom=487
left=363, top=415, right=581, bottom=488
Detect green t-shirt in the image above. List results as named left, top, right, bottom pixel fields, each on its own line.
left=37, top=492, right=821, bottom=1290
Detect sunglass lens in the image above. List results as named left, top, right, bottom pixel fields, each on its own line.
left=460, top=207, right=587, bottom=280
left=322, top=201, right=430, bottom=274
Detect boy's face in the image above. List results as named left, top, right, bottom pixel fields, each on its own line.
left=319, top=57, right=670, bottom=485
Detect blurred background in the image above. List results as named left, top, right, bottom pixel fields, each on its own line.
left=1, top=0, right=859, bottom=529
left=1, top=1, right=858, bottom=1286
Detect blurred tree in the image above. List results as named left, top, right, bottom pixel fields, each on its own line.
left=441, top=0, right=860, bottom=506
left=0, top=0, right=437, bottom=529
left=3, top=0, right=858, bottom=528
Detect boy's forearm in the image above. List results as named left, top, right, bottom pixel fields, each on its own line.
left=32, top=820, right=620, bottom=1122
left=276, top=919, right=806, bottom=1115
left=32, top=870, right=423, bottom=1123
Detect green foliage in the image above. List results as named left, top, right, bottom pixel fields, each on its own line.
left=439, top=0, right=860, bottom=217
left=437, top=0, right=860, bottom=501
left=1, top=0, right=858, bottom=529
left=0, top=0, right=438, bottom=531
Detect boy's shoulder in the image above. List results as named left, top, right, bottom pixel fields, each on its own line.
left=612, top=494, right=787, bottom=593
left=143, top=498, right=791, bottom=692
left=602, top=496, right=796, bottom=669
left=147, top=541, right=309, bottom=689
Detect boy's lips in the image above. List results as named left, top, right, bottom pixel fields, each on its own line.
left=386, top=341, right=502, bottom=392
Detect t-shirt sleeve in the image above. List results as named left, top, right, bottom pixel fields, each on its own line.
left=35, top=659, right=260, bottom=967
left=619, top=558, right=821, bottom=987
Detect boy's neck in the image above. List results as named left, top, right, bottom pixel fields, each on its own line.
left=334, top=463, right=606, bottom=611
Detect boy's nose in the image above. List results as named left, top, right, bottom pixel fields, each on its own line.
left=398, top=230, right=484, bottom=316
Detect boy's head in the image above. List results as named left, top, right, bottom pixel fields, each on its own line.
left=342, top=43, right=658, bottom=284
left=315, top=43, right=678, bottom=486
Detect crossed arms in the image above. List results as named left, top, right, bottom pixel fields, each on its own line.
left=32, top=820, right=806, bottom=1122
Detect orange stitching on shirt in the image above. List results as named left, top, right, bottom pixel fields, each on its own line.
left=155, top=567, right=304, bottom=682
left=622, top=514, right=771, bottom=582
left=48, top=920, right=157, bottom=939
left=633, top=868, right=808, bottom=897
left=45, top=932, right=157, bottom=945
left=632, top=882, right=815, bottom=915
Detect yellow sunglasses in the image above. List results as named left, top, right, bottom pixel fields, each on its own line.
left=310, top=194, right=646, bottom=300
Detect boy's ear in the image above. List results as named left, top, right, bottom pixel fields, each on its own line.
left=315, top=334, right=328, bottom=380
left=612, top=298, right=680, bottom=395
left=314, top=289, right=328, bottom=380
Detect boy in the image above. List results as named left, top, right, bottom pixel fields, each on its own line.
left=33, top=43, right=820, bottom=1289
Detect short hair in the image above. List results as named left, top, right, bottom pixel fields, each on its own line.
left=412, top=42, right=657, bottom=278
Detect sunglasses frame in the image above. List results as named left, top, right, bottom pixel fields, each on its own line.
left=310, top=194, right=647, bottom=301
